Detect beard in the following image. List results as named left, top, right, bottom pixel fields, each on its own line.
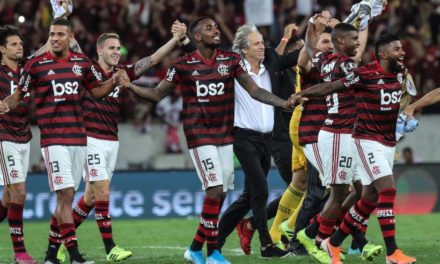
left=52, top=50, right=64, bottom=58
left=389, top=58, right=403, bottom=73
left=205, top=42, right=220, bottom=49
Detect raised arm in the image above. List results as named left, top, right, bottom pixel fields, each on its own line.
left=275, top=23, right=299, bottom=55
left=305, top=12, right=330, bottom=58
left=405, top=88, right=440, bottom=118
left=297, top=46, right=312, bottom=75
left=352, top=25, right=368, bottom=64
left=236, top=72, right=290, bottom=108
left=133, top=22, right=186, bottom=78
left=128, top=80, right=175, bottom=103
left=0, top=89, right=26, bottom=114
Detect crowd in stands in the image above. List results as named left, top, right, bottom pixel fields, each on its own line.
left=2, top=0, right=440, bottom=125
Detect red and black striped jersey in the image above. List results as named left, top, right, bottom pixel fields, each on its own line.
left=82, top=63, right=136, bottom=141
left=298, top=67, right=327, bottom=145
left=341, top=61, right=405, bottom=146
left=0, top=63, right=31, bottom=143
left=166, top=49, right=246, bottom=149
left=18, top=51, right=102, bottom=147
left=312, top=51, right=358, bottom=133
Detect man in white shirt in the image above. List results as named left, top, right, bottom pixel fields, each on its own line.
left=217, top=24, right=299, bottom=258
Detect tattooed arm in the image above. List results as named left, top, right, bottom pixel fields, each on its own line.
left=236, top=72, right=291, bottom=108
left=0, top=89, right=25, bottom=114
left=134, top=21, right=186, bottom=78
left=134, top=39, right=180, bottom=78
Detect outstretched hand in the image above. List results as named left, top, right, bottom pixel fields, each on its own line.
left=282, top=94, right=307, bottom=109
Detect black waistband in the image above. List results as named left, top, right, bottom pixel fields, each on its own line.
left=234, top=127, right=272, bottom=139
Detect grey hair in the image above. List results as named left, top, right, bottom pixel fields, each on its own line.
left=232, top=24, right=260, bottom=55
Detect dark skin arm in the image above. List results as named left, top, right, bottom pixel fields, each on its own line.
left=127, top=80, right=175, bottom=103
left=235, top=72, right=292, bottom=108
left=299, top=79, right=345, bottom=97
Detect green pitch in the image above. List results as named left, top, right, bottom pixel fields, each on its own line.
left=0, top=214, right=439, bottom=263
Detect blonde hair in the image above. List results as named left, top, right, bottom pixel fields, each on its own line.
left=96, top=33, right=120, bottom=48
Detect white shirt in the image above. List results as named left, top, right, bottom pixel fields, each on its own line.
left=234, top=59, right=274, bottom=133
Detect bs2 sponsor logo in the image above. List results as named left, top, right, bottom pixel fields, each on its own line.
left=196, top=80, right=225, bottom=97
left=52, top=80, right=79, bottom=96
left=380, top=89, right=402, bottom=105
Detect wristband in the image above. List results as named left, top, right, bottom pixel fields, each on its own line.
left=180, top=36, right=190, bottom=45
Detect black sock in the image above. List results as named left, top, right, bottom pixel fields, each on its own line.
left=46, top=242, right=60, bottom=259
left=67, top=246, right=82, bottom=261
left=104, top=239, right=116, bottom=254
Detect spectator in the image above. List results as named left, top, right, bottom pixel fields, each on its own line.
left=402, top=147, right=421, bottom=165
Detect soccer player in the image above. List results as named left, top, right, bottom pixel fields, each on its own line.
left=121, top=17, right=296, bottom=264
left=0, top=25, right=37, bottom=264
left=0, top=18, right=124, bottom=264
left=280, top=25, right=335, bottom=256
left=294, top=15, right=378, bottom=263
left=297, top=33, right=417, bottom=264
left=65, top=23, right=188, bottom=262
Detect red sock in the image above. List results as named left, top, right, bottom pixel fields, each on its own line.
left=340, top=199, right=376, bottom=235
left=202, top=196, right=221, bottom=256
left=0, top=199, right=7, bottom=222
left=330, top=199, right=376, bottom=248
left=190, top=218, right=206, bottom=251
left=48, top=215, right=62, bottom=245
left=58, top=223, right=78, bottom=249
left=72, top=195, right=94, bottom=228
left=377, top=188, right=397, bottom=255
left=316, top=216, right=336, bottom=247
left=8, top=202, right=26, bottom=253
left=46, top=215, right=62, bottom=259
left=95, top=200, right=115, bottom=254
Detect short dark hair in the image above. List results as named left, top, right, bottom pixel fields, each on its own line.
left=96, top=33, right=120, bottom=48
left=51, top=17, right=72, bottom=30
left=189, top=17, right=211, bottom=35
left=331, top=23, right=358, bottom=43
left=375, top=33, right=400, bottom=60
left=0, top=25, right=24, bottom=46
left=323, top=27, right=333, bottom=34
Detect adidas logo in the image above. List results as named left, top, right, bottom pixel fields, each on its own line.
left=48, top=70, right=55, bottom=75
left=192, top=70, right=200, bottom=76
left=377, top=79, right=385, bottom=84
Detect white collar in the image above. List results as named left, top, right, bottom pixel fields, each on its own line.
left=243, top=58, right=266, bottom=76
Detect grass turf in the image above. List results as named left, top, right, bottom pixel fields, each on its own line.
left=0, top=213, right=438, bottom=263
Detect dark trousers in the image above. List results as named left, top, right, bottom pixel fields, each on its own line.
left=218, top=128, right=273, bottom=247
left=266, top=138, right=293, bottom=219
left=294, top=160, right=327, bottom=232
left=290, top=160, right=328, bottom=249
